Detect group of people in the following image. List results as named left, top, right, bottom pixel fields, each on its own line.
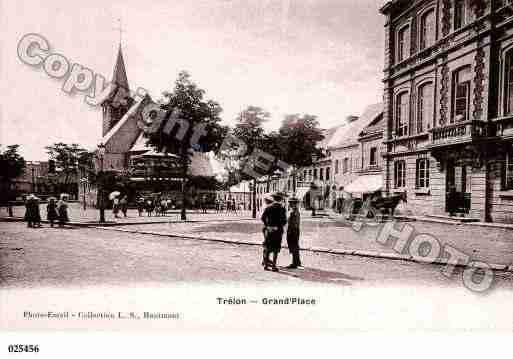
left=112, top=195, right=129, bottom=218
left=215, top=198, right=239, bottom=214
left=24, top=194, right=69, bottom=228
left=136, top=196, right=175, bottom=217
left=261, top=192, right=302, bottom=272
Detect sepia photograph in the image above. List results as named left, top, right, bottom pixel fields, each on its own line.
left=2, top=0, right=513, bottom=353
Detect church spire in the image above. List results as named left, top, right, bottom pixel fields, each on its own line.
left=112, top=45, right=129, bottom=92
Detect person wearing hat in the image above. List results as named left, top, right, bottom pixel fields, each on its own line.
left=24, top=194, right=37, bottom=228
left=46, top=197, right=58, bottom=227
left=261, top=192, right=287, bottom=271
left=286, top=196, right=302, bottom=269
left=57, top=194, right=69, bottom=227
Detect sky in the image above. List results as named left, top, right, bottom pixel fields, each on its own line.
left=1, top=0, right=385, bottom=160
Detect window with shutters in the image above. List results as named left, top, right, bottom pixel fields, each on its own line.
left=504, top=50, right=513, bottom=115
left=417, top=82, right=433, bottom=133
left=420, top=9, right=435, bottom=50
left=397, top=25, right=410, bottom=62
left=416, top=158, right=430, bottom=189
left=370, top=147, right=377, bottom=166
left=320, top=167, right=324, bottom=181
left=394, top=160, right=407, bottom=189
left=335, top=160, right=339, bottom=174
left=396, top=92, right=409, bottom=137
left=326, top=167, right=331, bottom=181
left=343, top=158, right=349, bottom=174
left=452, top=66, right=471, bottom=122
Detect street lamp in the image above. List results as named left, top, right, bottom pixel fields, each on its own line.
left=80, top=177, right=88, bottom=210
left=97, top=143, right=106, bottom=223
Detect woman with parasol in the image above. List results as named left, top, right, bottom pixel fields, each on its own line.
left=109, top=191, right=121, bottom=218
left=57, top=194, right=69, bottom=227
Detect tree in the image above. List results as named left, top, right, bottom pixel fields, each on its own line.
left=0, top=145, right=25, bottom=216
left=146, top=71, right=228, bottom=220
left=45, top=143, right=92, bottom=197
left=275, top=114, right=325, bottom=193
left=223, top=106, right=270, bottom=218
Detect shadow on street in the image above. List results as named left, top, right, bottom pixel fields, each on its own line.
left=276, top=266, right=365, bottom=285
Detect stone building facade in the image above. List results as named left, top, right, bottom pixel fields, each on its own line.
left=381, top=0, right=513, bottom=223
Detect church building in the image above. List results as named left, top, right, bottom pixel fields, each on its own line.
left=79, top=45, right=218, bottom=208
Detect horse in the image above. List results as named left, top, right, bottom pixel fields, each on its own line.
left=145, top=199, right=155, bottom=217
left=371, top=191, right=407, bottom=218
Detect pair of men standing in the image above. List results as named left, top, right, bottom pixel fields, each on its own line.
left=261, top=192, right=302, bottom=272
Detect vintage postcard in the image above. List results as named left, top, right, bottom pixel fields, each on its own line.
left=2, top=0, right=513, bottom=353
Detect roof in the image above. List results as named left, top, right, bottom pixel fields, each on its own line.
left=359, top=113, right=385, bottom=137
left=112, top=46, right=129, bottom=90
left=130, top=133, right=152, bottom=153
left=100, top=46, right=131, bottom=105
left=318, top=126, right=342, bottom=149
left=100, top=94, right=152, bottom=146
left=327, top=103, right=383, bottom=149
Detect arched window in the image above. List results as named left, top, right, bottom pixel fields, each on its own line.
left=504, top=50, right=513, bottom=115
left=452, top=66, right=471, bottom=122
left=417, top=82, right=433, bottom=133
left=397, top=25, right=410, bottom=62
left=420, top=9, right=435, bottom=50
left=395, top=92, right=409, bottom=137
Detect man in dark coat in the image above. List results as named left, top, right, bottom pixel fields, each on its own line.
left=24, top=194, right=37, bottom=228
left=261, top=192, right=287, bottom=271
left=286, top=196, right=302, bottom=269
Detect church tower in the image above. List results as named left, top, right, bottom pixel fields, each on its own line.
left=101, top=46, right=133, bottom=136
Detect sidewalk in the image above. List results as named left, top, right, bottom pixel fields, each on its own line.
left=0, top=202, right=255, bottom=226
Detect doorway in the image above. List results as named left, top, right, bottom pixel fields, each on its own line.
left=445, top=159, right=471, bottom=215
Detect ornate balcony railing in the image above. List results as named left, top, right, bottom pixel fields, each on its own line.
left=429, top=120, right=488, bottom=147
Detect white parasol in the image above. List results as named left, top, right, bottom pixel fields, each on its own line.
left=109, top=191, right=121, bottom=200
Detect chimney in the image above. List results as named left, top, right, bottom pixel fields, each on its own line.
left=346, top=115, right=359, bottom=124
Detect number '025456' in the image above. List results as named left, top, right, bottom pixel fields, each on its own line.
left=8, top=344, right=40, bottom=353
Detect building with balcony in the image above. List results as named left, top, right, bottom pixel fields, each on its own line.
left=380, top=0, right=513, bottom=222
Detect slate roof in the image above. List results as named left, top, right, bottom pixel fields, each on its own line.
left=100, top=46, right=131, bottom=105
left=100, top=94, right=152, bottom=147
left=318, top=126, right=342, bottom=149
left=327, top=103, right=383, bottom=149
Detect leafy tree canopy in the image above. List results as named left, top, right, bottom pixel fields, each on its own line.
left=0, top=144, right=25, bottom=182
left=148, top=71, right=228, bottom=159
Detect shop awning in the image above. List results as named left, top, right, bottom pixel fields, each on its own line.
left=344, top=174, right=383, bottom=194
left=295, top=187, right=310, bottom=200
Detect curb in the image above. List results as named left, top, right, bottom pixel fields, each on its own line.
left=0, top=216, right=256, bottom=227
left=95, top=226, right=513, bottom=273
